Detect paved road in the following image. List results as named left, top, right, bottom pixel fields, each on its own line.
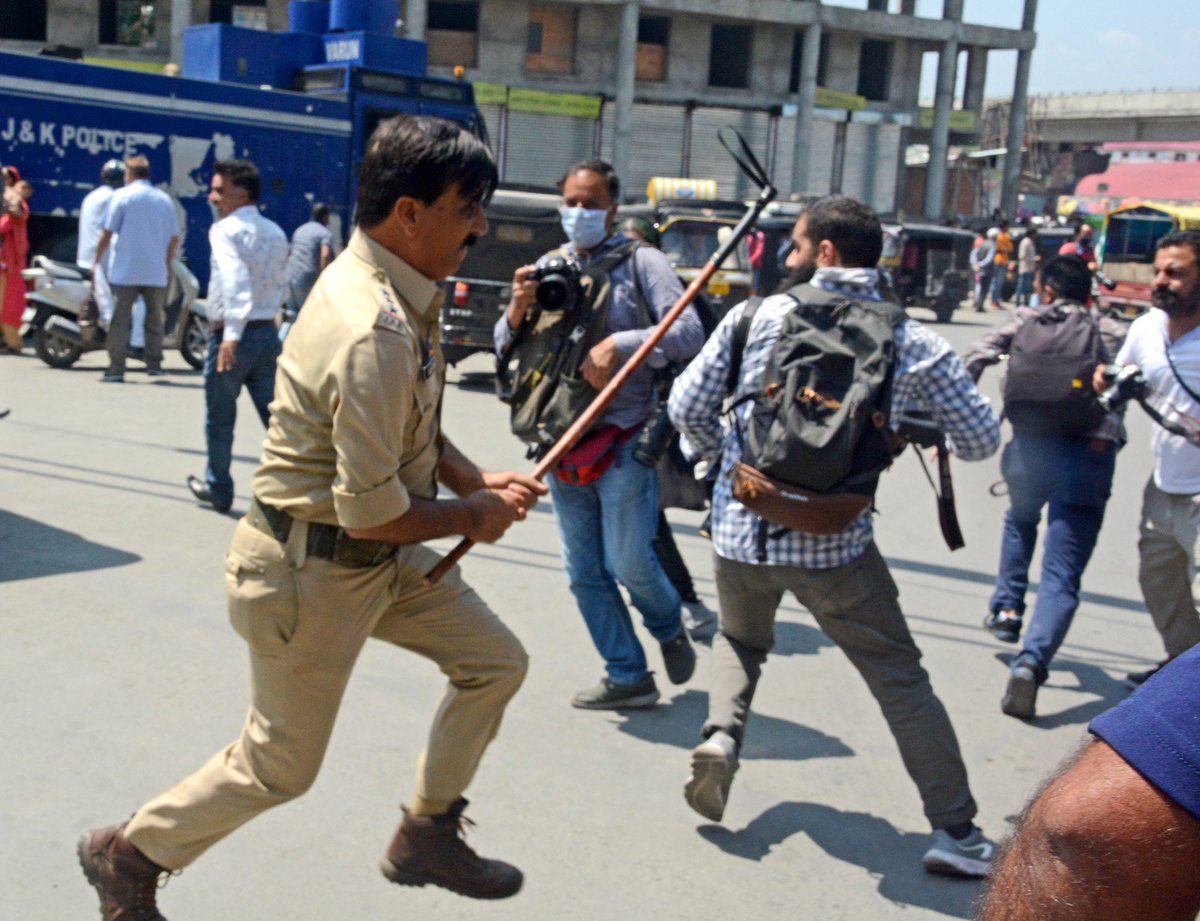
left=0, top=303, right=1162, bottom=920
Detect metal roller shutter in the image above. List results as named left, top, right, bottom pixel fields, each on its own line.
left=773, top=113, right=797, bottom=195
left=688, top=108, right=770, bottom=201
left=477, top=103, right=503, bottom=156
left=598, top=102, right=688, bottom=199
left=503, top=111, right=596, bottom=189
left=807, top=119, right=837, bottom=196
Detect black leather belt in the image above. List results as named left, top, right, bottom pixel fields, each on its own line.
left=210, top=318, right=277, bottom=336
left=248, top=496, right=395, bottom=568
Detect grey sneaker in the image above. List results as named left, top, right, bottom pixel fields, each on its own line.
left=660, top=630, right=696, bottom=685
left=1002, top=662, right=1039, bottom=719
left=571, top=675, right=660, bottom=710
left=684, top=730, right=739, bottom=822
left=921, top=826, right=995, bottom=878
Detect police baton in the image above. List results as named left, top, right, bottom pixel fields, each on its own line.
left=425, top=130, right=777, bottom=584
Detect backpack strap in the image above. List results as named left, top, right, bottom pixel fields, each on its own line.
left=726, top=296, right=763, bottom=395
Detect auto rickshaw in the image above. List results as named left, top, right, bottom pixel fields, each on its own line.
left=619, top=177, right=753, bottom=320
left=889, top=223, right=977, bottom=323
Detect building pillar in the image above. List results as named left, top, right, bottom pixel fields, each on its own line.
left=1001, top=0, right=1038, bottom=219
left=791, top=17, right=822, bottom=194
left=611, top=0, right=639, bottom=198
left=963, top=47, right=987, bottom=115
left=170, top=0, right=193, bottom=62
left=922, top=0, right=962, bottom=219
left=406, top=0, right=427, bottom=41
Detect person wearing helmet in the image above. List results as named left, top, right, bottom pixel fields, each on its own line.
left=77, top=159, right=127, bottom=337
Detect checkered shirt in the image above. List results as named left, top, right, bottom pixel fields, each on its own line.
left=668, top=275, right=1000, bottom=569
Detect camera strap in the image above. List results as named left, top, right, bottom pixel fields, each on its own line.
left=1164, top=345, right=1200, bottom=408
left=911, top=445, right=966, bottom=551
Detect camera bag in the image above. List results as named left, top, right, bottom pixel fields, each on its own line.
left=497, top=240, right=643, bottom=455
left=727, top=286, right=906, bottom=539
left=1002, top=302, right=1106, bottom=437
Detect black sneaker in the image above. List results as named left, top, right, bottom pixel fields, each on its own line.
left=983, top=610, right=1022, bottom=643
left=571, top=675, right=660, bottom=710
left=1001, top=662, right=1039, bottom=719
left=1124, top=660, right=1169, bottom=690
left=660, top=630, right=696, bottom=684
left=100, top=371, right=124, bottom=383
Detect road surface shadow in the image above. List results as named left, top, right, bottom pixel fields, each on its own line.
left=0, top=510, right=140, bottom=582
left=886, top=555, right=1146, bottom=613
left=773, top=618, right=835, bottom=657
left=698, top=801, right=982, bottom=917
left=615, top=689, right=853, bottom=761
left=992, top=653, right=1129, bottom=729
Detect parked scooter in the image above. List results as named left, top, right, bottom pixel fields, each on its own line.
left=20, top=255, right=207, bottom=370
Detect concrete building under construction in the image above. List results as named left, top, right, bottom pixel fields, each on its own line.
left=3, top=0, right=1039, bottom=217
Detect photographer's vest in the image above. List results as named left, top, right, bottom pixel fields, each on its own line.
left=497, top=240, right=647, bottom=455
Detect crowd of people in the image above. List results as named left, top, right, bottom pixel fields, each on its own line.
left=19, top=117, right=1191, bottom=920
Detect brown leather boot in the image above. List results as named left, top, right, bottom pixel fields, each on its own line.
left=77, top=822, right=170, bottom=920
left=380, top=798, right=522, bottom=900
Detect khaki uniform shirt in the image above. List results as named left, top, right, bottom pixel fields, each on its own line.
left=253, top=229, right=445, bottom=529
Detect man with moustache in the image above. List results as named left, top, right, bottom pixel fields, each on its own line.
left=78, top=116, right=546, bottom=919
left=1102, top=230, right=1200, bottom=688
left=669, top=194, right=1001, bottom=876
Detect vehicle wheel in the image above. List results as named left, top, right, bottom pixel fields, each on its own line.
left=180, top=313, right=208, bottom=370
left=33, top=322, right=83, bottom=368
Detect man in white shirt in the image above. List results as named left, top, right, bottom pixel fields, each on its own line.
left=187, top=158, right=288, bottom=513
left=76, top=159, right=125, bottom=334
left=93, top=155, right=180, bottom=382
left=1105, top=229, right=1200, bottom=687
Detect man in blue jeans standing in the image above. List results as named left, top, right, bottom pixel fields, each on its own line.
left=965, top=255, right=1128, bottom=718
left=187, top=159, right=288, bottom=513
left=496, top=160, right=705, bottom=709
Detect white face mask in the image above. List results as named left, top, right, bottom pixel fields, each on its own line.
left=559, top=206, right=610, bottom=250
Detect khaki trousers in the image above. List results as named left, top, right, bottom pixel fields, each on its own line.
left=125, top=518, right=527, bottom=870
left=1138, top=477, right=1200, bottom=658
left=706, top=544, right=977, bottom=830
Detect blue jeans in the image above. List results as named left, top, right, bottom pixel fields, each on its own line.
left=548, top=439, right=683, bottom=684
left=1014, top=271, right=1035, bottom=306
left=989, top=433, right=1116, bottom=679
left=990, top=264, right=1008, bottom=304
left=203, top=324, right=280, bottom=507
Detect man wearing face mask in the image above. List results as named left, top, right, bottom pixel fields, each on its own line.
left=495, top=160, right=705, bottom=709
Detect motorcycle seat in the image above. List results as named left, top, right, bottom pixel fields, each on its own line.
left=34, top=256, right=91, bottom=282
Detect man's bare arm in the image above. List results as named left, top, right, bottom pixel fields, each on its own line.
left=977, top=740, right=1200, bottom=921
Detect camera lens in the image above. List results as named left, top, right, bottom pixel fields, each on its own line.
left=535, top=274, right=572, bottom=309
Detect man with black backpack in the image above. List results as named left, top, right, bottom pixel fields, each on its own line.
left=668, top=195, right=1001, bottom=877
left=965, top=255, right=1128, bottom=719
left=495, top=160, right=705, bottom=710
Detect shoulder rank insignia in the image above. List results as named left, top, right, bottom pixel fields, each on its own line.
left=374, top=280, right=407, bottom=333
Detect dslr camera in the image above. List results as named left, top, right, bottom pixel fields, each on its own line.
left=529, top=255, right=582, bottom=311
left=1098, top=364, right=1148, bottom=413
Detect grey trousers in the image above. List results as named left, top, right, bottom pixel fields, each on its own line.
left=1138, top=477, right=1200, bottom=658
left=707, top=544, right=977, bottom=830
left=108, top=283, right=166, bottom=372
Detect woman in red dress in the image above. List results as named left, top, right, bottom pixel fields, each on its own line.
left=1, top=165, right=32, bottom=354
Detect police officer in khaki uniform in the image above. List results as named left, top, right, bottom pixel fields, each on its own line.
left=79, top=116, right=546, bottom=918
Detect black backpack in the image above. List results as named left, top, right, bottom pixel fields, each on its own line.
left=1002, top=304, right=1106, bottom=437
left=728, top=286, right=907, bottom=536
